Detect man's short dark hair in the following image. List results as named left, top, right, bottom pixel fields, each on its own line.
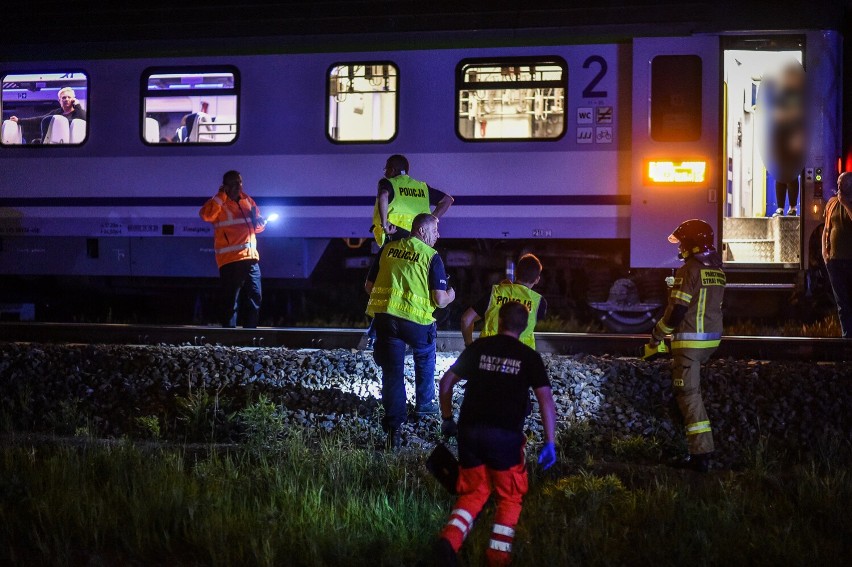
left=499, top=301, right=529, bottom=335
left=411, top=213, right=437, bottom=233
left=516, top=253, right=542, bottom=283
left=386, top=154, right=409, bottom=173
left=223, top=170, right=241, bottom=187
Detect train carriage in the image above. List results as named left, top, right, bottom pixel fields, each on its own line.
left=0, top=22, right=843, bottom=328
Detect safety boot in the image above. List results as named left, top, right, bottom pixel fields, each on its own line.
left=432, top=537, right=458, bottom=567
left=670, top=452, right=711, bottom=473
left=385, top=428, right=402, bottom=451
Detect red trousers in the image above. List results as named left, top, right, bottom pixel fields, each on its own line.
left=439, top=463, right=528, bottom=566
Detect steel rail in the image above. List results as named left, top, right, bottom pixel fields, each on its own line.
left=1, top=322, right=849, bottom=361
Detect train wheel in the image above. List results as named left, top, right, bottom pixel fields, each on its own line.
left=599, top=308, right=662, bottom=334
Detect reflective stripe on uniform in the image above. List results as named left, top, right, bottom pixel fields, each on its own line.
left=686, top=420, right=712, bottom=435
left=452, top=508, right=474, bottom=524
left=674, top=332, right=721, bottom=341
left=671, top=290, right=692, bottom=303
left=671, top=339, right=720, bottom=349
left=214, top=218, right=250, bottom=228
left=212, top=195, right=224, bottom=205
left=447, top=508, right=474, bottom=536
left=489, top=539, right=512, bottom=552
left=449, top=518, right=469, bottom=534
left=655, top=319, right=674, bottom=334
left=216, top=242, right=255, bottom=254
left=696, top=288, right=707, bottom=333
left=492, top=524, right=515, bottom=537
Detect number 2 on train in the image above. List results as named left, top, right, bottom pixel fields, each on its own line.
left=582, top=55, right=608, bottom=98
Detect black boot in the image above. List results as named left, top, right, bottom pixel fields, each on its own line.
left=432, top=537, right=457, bottom=567
left=385, top=428, right=402, bottom=451
left=670, top=452, right=711, bottom=473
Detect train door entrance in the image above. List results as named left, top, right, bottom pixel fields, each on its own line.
left=630, top=37, right=719, bottom=269
left=722, top=41, right=804, bottom=268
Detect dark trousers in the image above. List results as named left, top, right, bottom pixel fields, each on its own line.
left=219, top=259, right=262, bottom=328
left=826, top=259, right=852, bottom=337
left=458, top=423, right=525, bottom=471
left=372, top=313, right=436, bottom=430
left=775, top=180, right=799, bottom=210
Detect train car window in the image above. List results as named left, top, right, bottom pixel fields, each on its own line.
left=1, top=72, right=89, bottom=146
left=327, top=63, right=398, bottom=143
left=650, top=55, right=702, bottom=142
left=456, top=58, right=566, bottom=141
left=142, top=68, right=239, bottom=145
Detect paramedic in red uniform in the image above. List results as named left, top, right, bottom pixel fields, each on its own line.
left=647, top=219, right=725, bottom=473
left=435, top=301, right=557, bottom=567
left=199, top=170, right=268, bottom=328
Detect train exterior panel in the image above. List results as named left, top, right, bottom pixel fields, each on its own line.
left=0, top=32, right=842, bottom=280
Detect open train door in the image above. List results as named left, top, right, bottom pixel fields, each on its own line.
left=630, top=37, right=720, bottom=269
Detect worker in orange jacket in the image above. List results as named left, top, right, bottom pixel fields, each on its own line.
left=199, top=170, right=268, bottom=328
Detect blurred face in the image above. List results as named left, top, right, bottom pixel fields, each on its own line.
left=225, top=175, right=243, bottom=200
left=759, top=61, right=806, bottom=183
left=838, top=174, right=852, bottom=197
left=58, top=89, right=76, bottom=113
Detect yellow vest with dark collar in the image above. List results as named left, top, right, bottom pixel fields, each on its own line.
left=372, top=175, right=430, bottom=245
left=481, top=282, right=541, bottom=348
left=367, top=237, right=437, bottom=325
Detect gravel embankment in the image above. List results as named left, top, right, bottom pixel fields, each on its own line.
left=0, top=343, right=849, bottom=466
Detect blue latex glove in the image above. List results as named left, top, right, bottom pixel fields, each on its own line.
left=538, top=442, right=557, bottom=470
left=441, top=418, right=458, bottom=438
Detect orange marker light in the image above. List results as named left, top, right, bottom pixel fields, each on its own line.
left=646, top=160, right=707, bottom=184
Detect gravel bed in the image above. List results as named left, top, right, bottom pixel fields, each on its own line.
left=0, top=343, right=849, bottom=467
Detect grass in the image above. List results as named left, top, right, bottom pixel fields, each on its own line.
left=1, top=430, right=850, bottom=566
left=724, top=314, right=842, bottom=337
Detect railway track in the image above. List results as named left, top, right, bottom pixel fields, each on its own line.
left=1, top=322, right=849, bottom=362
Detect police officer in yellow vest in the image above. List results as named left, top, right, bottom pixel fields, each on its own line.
left=461, top=254, right=547, bottom=349
left=365, top=213, right=456, bottom=448
left=646, top=219, right=725, bottom=473
left=372, top=154, right=454, bottom=246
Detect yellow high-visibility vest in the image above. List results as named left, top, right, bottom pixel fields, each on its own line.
left=480, top=282, right=542, bottom=349
left=372, top=175, right=431, bottom=245
left=367, top=237, right=438, bottom=325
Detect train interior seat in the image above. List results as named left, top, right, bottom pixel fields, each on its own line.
left=42, top=115, right=71, bottom=144
left=144, top=117, right=160, bottom=143
left=69, top=119, right=87, bottom=144
left=213, top=115, right=236, bottom=142
left=187, top=112, right=213, bottom=142
left=1, top=120, right=23, bottom=144
left=175, top=125, right=188, bottom=143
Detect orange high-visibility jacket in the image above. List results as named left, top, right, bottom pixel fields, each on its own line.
left=199, top=191, right=265, bottom=268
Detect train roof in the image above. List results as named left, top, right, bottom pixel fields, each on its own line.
left=5, top=0, right=849, bottom=60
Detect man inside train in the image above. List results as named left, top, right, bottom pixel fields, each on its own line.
left=10, top=86, right=87, bottom=143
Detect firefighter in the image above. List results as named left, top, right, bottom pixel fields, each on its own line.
left=435, top=301, right=557, bottom=567
left=199, top=170, right=268, bottom=328
left=460, top=253, right=547, bottom=349
left=371, top=154, right=454, bottom=246
left=365, top=213, right=455, bottom=448
left=646, top=219, right=725, bottom=473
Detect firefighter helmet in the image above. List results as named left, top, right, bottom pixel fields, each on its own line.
left=668, top=219, right=715, bottom=258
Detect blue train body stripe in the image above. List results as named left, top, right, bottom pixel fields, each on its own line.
left=0, top=195, right=630, bottom=207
